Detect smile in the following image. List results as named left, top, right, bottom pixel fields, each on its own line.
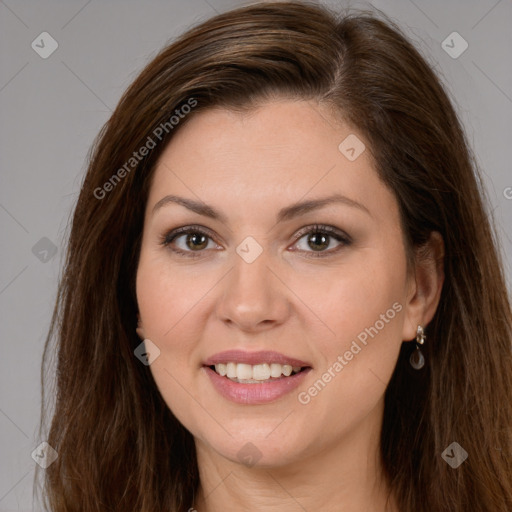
left=203, top=350, right=312, bottom=404
left=211, top=362, right=304, bottom=382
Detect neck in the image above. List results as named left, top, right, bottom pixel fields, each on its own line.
left=193, top=401, right=398, bottom=512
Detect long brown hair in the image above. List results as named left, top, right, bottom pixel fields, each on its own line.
left=39, top=2, right=512, bottom=510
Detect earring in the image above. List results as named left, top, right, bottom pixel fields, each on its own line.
left=409, top=325, right=426, bottom=370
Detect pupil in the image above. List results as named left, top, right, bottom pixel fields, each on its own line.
left=187, top=233, right=207, bottom=250
left=184, top=233, right=330, bottom=251
left=308, top=233, right=328, bottom=251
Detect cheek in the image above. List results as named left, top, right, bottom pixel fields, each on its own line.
left=135, top=246, right=230, bottom=397
left=296, top=248, right=407, bottom=427
left=136, top=247, right=213, bottom=340
left=300, top=242, right=406, bottom=348
left=135, top=250, right=204, bottom=382
left=326, top=268, right=404, bottom=344
left=136, top=254, right=205, bottom=423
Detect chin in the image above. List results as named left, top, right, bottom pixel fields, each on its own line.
left=195, top=422, right=313, bottom=469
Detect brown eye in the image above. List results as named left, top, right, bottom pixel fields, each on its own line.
left=162, top=226, right=218, bottom=257
left=184, top=232, right=209, bottom=251
left=306, top=232, right=330, bottom=251
left=292, top=224, right=351, bottom=258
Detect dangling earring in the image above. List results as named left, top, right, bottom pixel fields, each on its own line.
left=409, top=325, right=426, bottom=370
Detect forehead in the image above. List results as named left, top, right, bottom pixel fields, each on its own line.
left=147, top=99, right=394, bottom=223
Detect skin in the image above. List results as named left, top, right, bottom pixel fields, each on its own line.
left=136, top=98, right=445, bottom=512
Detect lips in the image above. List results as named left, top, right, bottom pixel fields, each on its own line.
left=203, top=350, right=313, bottom=404
left=203, top=350, right=311, bottom=368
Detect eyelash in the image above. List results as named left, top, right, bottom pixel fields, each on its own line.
left=160, top=224, right=352, bottom=259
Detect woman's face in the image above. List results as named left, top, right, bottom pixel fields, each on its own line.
left=136, top=99, right=418, bottom=467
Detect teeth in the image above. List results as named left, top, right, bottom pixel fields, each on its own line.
left=226, top=362, right=237, bottom=379
left=214, top=362, right=303, bottom=381
left=216, top=363, right=227, bottom=377
left=236, top=364, right=253, bottom=380
left=270, top=363, right=282, bottom=378
left=253, top=363, right=270, bottom=380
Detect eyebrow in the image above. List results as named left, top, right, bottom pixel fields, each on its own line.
left=151, top=193, right=371, bottom=223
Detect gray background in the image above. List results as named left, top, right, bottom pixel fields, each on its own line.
left=0, top=0, right=510, bottom=509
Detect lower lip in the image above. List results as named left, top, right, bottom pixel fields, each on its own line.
left=204, top=366, right=312, bottom=404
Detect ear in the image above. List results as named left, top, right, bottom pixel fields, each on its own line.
left=401, top=231, right=445, bottom=341
left=136, top=313, right=145, bottom=340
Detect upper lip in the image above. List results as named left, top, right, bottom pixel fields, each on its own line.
left=203, top=350, right=311, bottom=368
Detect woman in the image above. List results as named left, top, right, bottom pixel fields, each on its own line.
left=39, top=1, right=512, bottom=511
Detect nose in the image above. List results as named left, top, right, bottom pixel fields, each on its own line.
left=215, top=246, right=291, bottom=333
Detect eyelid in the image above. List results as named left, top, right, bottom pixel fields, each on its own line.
left=162, top=224, right=216, bottom=243
left=161, top=223, right=351, bottom=257
left=289, top=224, right=351, bottom=258
left=292, top=224, right=350, bottom=242
left=160, top=225, right=220, bottom=258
